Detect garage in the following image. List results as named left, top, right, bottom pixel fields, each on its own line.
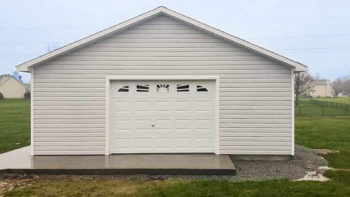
left=109, top=79, right=217, bottom=153
left=16, top=7, right=307, bottom=156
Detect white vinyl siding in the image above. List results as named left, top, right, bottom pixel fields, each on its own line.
left=32, top=15, right=292, bottom=155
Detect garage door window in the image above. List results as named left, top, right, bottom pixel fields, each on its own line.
left=118, top=86, right=129, bottom=92
left=137, top=85, right=149, bottom=92
left=197, top=85, right=208, bottom=92
left=177, top=85, right=189, bottom=92
left=157, top=84, right=169, bottom=93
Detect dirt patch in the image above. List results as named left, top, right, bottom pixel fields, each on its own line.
left=315, top=149, right=340, bottom=155
left=0, top=174, right=39, bottom=195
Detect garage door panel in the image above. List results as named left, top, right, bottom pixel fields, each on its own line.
left=175, top=119, right=192, bottom=129
left=175, top=101, right=192, bottom=111
left=134, top=138, right=153, bottom=148
left=174, top=138, right=191, bottom=148
left=110, top=80, right=215, bottom=153
left=194, top=128, right=212, bottom=136
left=135, top=101, right=152, bottom=111
left=112, top=120, right=132, bottom=129
left=195, top=139, right=212, bottom=148
left=113, top=138, right=132, bottom=148
left=134, top=119, right=152, bottom=129
left=112, top=101, right=131, bottom=111
left=113, top=131, right=132, bottom=138
left=154, top=101, right=172, bottom=111
left=195, top=119, right=213, bottom=129
left=154, top=119, right=172, bottom=129
left=194, top=101, right=212, bottom=111
left=153, top=139, right=172, bottom=147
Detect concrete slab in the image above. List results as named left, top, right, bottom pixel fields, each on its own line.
left=0, top=147, right=236, bottom=175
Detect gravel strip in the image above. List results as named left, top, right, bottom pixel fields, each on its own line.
left=231, top=145, right=328, bottom=181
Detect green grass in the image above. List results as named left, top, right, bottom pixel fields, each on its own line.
left=5, top=170, right=350, bottom=197
left=314, top=97, right=350, bottom=104
left=0, top=99, right=30, bottom=153
left=295, top=98, right=350, bottom=168
left=295, top=117, right=350, bottom=168
left=295, top=98, right=350, bottom=116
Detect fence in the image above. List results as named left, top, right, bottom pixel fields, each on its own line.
left=295, top=98, right=350, bottom=117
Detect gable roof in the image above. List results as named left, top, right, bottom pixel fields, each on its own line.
left=0, top=75, right=8, bottom=85
left=16, top=6, right=307, bottom=72
left=0, top=74, right=26, bottom=88
left=314, top=80, right=330, bottom=85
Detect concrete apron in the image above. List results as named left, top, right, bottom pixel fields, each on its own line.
left=0, top=147, right=236, bottom=175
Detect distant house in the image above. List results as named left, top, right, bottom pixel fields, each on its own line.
left=0, top=75, right=28, bottom=99
left=309, top=80, right=333, bottom=97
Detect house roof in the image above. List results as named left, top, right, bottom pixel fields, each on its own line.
left=16, top=6, right=308, bottom=72
left=0, top=74, right=25, bottom=88
left=314, top=80, right=330, bottom=85
left=0, top=75, right=8, bottom=85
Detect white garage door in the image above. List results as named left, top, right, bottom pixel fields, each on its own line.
left=110, top=80, right=216, bottom=153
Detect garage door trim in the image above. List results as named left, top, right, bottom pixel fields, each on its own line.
left=105, top=75, right=220, bottom=155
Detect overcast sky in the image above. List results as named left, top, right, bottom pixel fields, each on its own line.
left=1, top=0, right=349, bottom=82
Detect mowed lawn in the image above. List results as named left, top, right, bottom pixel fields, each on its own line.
left=295, top=98, right=350, bottom=168
left=2, top=98, right=350, bottom=196
left=5, top=171, right=350, bottom=197
left=296, top=117, right=350, bottom=168
left=314, top=97, right=350, bottom=104
left=0, top=99, right=30, bottom=153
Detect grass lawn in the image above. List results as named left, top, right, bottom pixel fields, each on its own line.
left=295, top=117, right=350, bottom=168
left=295, top=98, right=350, bottom=168
left=314, top=97, right=350, bottom=104
left=295, top=98, right=350, bottom=116
left=5, top=170, right=350, bottom=197
left=0, top=99, right=30, bottom=154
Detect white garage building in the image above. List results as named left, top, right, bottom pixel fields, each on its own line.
left=17, top=7, right=307, bottom=156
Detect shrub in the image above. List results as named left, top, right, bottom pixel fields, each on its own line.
left=24, top=91, right=30, bottom=99
left=0, top=92, right=3, bottom=100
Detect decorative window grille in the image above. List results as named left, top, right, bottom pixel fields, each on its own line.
left=157, top=84, right=169, bottom=93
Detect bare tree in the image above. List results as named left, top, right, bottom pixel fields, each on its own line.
left=332, top=78, right=344, bottom=97
left=333, top=76, right=350, bottom=96
left=344, top=78, right=350, bottom=95
left=294, top=72, right=314, bottom=105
